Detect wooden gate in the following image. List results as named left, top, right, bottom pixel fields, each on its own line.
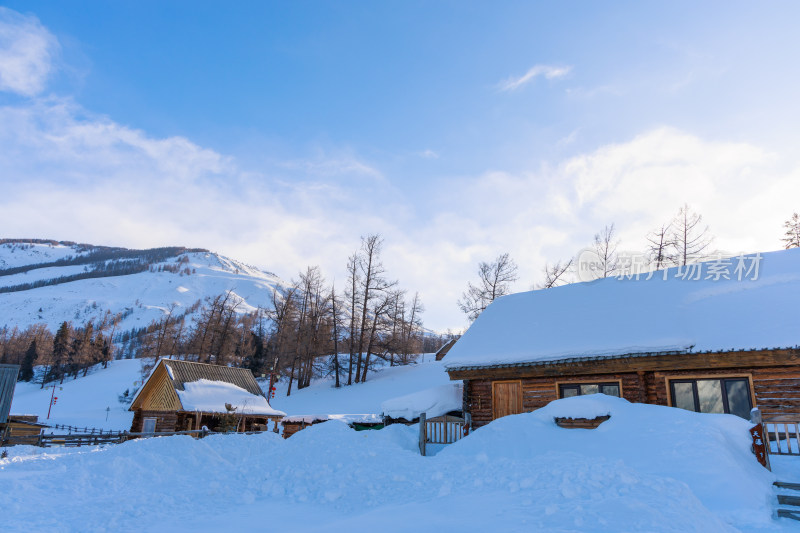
left=418, top=413, right=467, bottom=456
left=492, top=380, right=523, bottom=420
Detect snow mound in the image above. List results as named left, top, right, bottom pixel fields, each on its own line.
left=381, top=383, right=462, bottom=420
left=178, top=379, right=286, bottom=416
left=443, top=395, right=775, bottom=528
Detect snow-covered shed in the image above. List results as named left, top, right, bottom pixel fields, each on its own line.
left=129, top=359, right=285, bottom=434
left=445, top=249, right=800, bottom=429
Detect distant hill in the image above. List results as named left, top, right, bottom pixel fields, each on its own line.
left=0, top=239, right=288, bottom=334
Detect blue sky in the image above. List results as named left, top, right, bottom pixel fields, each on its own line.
left=2, top=2, right=800, bottom=331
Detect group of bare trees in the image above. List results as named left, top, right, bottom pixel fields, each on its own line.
left=127, top=234, right=426, bottom=394
left=459, top=204, right=716, bottom=322
left=0, top=316, right=117, bottom=386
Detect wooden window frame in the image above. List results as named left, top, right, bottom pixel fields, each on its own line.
left=491, top=380, right=523, bottom=420
left=142, top=417, right=157, bottom=434
left=663, top=373, right=756, bottom=415
left=555, top=379, right=623, bottom=399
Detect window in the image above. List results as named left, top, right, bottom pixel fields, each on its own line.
left=558, top=382, right=621, bottom=398
left=142, top=417, right=157, bottom=434
left=669, top=378, right=752, bottom=419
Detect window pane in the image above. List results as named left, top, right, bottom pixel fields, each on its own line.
left=672, top=382, right=696, bottom=412
left=560, top=386, right=579, bottom=398
left=600, top=384, right=620, bottom=397
left=724, top=380, right=752, bottom=420
left=580, top=384, right=599, bottom=395
left=697, top=380, right=724, bottom=414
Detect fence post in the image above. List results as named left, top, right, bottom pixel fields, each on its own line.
left=750, top=408, right=771, bottom=471
left=418, top=412, right=426, bottom=457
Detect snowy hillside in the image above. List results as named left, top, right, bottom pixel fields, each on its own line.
left=0, top=240, right=287, bottom=333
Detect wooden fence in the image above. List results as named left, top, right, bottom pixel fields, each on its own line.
left=0, top=428, right=275, bottom=448
left=418, top=413, right=468, bottom=456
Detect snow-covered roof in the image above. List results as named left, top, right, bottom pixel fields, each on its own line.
left=445, top=249, right=800, bottom=370
left=381, top=383, right=463, bottom=421
left=133, top=359, right=286, bottom=417
left=177, top=379, right=285, bottom=416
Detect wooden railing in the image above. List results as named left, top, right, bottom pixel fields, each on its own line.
left=764, top=418, right=800, bottom=456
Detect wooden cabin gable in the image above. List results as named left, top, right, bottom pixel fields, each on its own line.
left=130, top=364, right=182, bottom=412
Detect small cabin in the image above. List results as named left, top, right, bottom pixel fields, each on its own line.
left=445, top=250, right=800, bottom=429
left=129, top=359, right=285, bottom=434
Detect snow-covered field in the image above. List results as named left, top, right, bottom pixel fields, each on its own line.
left=2, top=395, right=796, bottom=532
left=11, top=360, right=147, bottom=431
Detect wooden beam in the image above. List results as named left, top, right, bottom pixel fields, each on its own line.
left=447, top=349, right=800, bottom=381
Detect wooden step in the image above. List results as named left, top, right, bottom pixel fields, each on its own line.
left=774, top=481, right=800, bottom=491
left=778, top=495, right=800, bottom=507
left=778, top=509, right=800, bottom=521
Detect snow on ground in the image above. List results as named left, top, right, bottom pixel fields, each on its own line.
left=10, top=359, right=143, bottom=431
left=269, top=357, right=452, bottom=417
left=446, top=248, right=800, bottom=369
left=1, top=395, right=796, bottom=532
left=0, top=242, right=89, bottom=270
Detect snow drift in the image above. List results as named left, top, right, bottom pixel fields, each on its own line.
left=0, top=395, right=781, bottom=532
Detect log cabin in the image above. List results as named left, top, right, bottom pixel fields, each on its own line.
left=445, top=250, right=800, bottom=429
left=129, top=359, right=285, bottom=434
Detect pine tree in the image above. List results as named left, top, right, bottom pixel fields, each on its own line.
left=19, top=340, right=37, bottom=382
left=782, top=213, right=800, bottom=249
left=51, top=321, right=72, bottom=384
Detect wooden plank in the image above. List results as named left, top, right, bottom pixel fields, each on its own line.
left=778, top=509, right=800, bottom=521
left=419, top=412, right=426, bottom=456
left=775, top=482, right=800, bottom=490
left=778, top=495, right=800, bottom=506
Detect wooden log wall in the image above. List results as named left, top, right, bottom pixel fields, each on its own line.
left=130, top=409, right=179, bottom=433
left=466, top=372, right=647, bottom=429
left=465, top=364, right=800, bottom=428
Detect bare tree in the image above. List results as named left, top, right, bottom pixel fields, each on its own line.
left=672, top=204, right=712, bottom=265
left=593, top=224, right=619, bottom=278
left=782, top=213, right=800, bottom=249
left=539, top=258, right=573, bottom=289
left=458, top=252, right=518, bottom=322
left=354, top=235, right=396, bottom=383
left=345, top=253, right=360, bottom=386
left=646, top=223, right=676, bottom=270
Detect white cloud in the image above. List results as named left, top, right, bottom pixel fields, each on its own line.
left=498, top=64, right=572, bottom=92
left=0, top=8, right=58, bottom=96
left=1, top=96, right=798, bottom=332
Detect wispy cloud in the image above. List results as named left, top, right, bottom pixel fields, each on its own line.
left=418, top=149, right=439, bottom=159
left=498, top=64, right=572, bottom=92
left=0, top=8, right=58, bottom=96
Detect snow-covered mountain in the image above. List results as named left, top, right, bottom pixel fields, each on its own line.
left=0, top=239, right=287, bottom=333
